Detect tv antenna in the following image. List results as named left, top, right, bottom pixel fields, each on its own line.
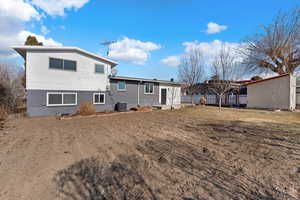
left=100, top=41, right=116, bottom=56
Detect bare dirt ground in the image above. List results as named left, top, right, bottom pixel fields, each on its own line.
left=0, top=106, right=300, bottom=200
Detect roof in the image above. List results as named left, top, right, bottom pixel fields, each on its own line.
left=12, top=45, right=118, bottom=67
left=110, top=76, right=182, bottom=85
left=244, top=74, right=290, bottom=86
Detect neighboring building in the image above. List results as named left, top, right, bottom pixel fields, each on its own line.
left=245, top=74, right=296, bottom=111
left=13, top=46, right=181, bottom=116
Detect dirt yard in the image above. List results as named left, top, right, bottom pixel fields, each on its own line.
left=0, top=107, right=300, bottom=200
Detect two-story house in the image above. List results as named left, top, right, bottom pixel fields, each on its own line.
left=13, top=46, right=181, bottom=116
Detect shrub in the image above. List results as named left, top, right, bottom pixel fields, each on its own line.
left=78, top=102, right=95, bottom=116
left=0, top=105, right=9, bottom=121
left=199, top=97, right=207, bottom=106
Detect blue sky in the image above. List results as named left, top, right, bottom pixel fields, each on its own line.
left=1, top=0, right=299, bottom=80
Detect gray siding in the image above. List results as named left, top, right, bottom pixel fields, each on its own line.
left=109, top=79, right=159, bottom=108
left=27, top=90, right=112, bottom=117
left=27, top=80, right=160, bottom=116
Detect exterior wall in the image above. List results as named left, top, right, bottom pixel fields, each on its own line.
left=159, top=84, right=181, bottom=105
left=26, top=50, right=111, bottom=91
left=27, top=89, right=112, bottom=117
left=247, top=75, right=296, bottom=110
left=109, top=79, right=159, bottom=109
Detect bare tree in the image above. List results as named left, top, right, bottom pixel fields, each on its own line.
left=167, top=86, right=180, bottom=109
left=242, top=6, right=300, bottom=75
left=0, top=63, right=25, bottom=112
left=209, top=45, right=245, bottom=109
left=178, top=49, right=205, bottom=104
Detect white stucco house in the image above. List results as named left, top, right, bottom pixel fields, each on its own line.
left=245, top=74, right=297, bottom=111
left=13, top=45, right=181, bottom=116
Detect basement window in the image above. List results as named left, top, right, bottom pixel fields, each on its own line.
left=93, top=93, right=105, bottom=104
left=47, top=92, right=77, bottom=106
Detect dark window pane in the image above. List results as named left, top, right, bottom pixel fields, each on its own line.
left=95, top=64, right=104, bottom=73
left=63, top=94, right=76, bottom=104
left=64, top=60, right=77, bottom=71
left=95, top=94, right=99, bottom=103
left=99, top=94, right=104, bottom=103
left=145, top=84, right=149, bottom=93
left=49, top=58, right=63, bottom=69
left=48, top=94, right=62, bottom=105
left=149, top=84, right=154, bottom=93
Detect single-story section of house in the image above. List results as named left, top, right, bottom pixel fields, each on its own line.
left=245, top=74, right=297, bottom=111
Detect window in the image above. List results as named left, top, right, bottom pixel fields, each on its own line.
left=49, top=58, right=77, bottom=71
left=49, top=58, right=63, bottom=70
left=117, top=81, right=126, bottom=91
left=144, top=83, right=154, bottom=94
left=64, top=60, right=77, bottom=71
left=95, top=64, right=105, bottom=73
left=47, top=93, right=77, bottom=106
left=93, top=93, right=105, bottom=104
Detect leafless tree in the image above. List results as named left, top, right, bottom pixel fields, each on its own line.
left=178, top=49, right=205, bottom=104
left=0, top=63, right=25, bottom=112
left=209, top=45, right=246, bottom=109
left=167, top=86, right=180, bottom=109
left=242, top=6, right=300, bottom=75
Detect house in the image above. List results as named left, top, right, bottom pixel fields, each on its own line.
left=245, top=74, right=297, bottom=111
left=12, top=46, right=181, bottom=117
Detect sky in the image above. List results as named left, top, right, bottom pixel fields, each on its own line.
left=0, top=0, right=299, bottom=80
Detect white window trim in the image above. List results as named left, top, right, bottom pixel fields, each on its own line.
left=93, top=93, right=105, bottom=104
left=144, top=83, right=154, bottom=94
left=117, top=81, right=127, bottom=91
left=46, top=92, right=77, bottom=107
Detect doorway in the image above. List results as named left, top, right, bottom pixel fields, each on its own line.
left=161, top=88, right=167, bottom=105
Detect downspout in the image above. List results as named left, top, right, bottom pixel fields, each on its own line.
left=137, top=81, right=140, bottom=106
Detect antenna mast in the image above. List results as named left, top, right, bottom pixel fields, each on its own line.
left=100, top=41, right=116, bottom=56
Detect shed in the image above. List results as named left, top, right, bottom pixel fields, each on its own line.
left=245, top=74, right=296, bottom=111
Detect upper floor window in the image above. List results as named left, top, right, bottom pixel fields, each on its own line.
left=95, top=64, right=105, bottom=74
left=144, top=83, right=154, bottom=94
left=49, top=58, right=77, bottom=71
left=117, top=81, right=126, bottom=91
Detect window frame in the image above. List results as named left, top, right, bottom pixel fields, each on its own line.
left=49, top=57, right=77, bottom=72
left=144, top=83, right=154, bottom=94
left=46, top=92, right=77, bottom=107
left=93, top=93, right=105, bottom=105
left=95, top=64, right=105, bottom=74
left=117, top=81, right=127, bottom=91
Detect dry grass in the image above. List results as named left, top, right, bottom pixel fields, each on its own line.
left=78, top=102, right=95, bottom=116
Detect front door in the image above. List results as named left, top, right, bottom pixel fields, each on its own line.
left=161, top=89, right=167, bottom=105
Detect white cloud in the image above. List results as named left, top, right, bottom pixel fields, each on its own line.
left=161, top=40, right=241, bottom=68
left=31, top=0, right=90, bottom=16
left=41, top=25, right=50, bottom=35
left=108, top=37, right=161, bottom=64
left=205, top=22, right=227, bottom=34
left=0, top=0, right=40, bottom=22
left=183, top=40, right=241, bottom=65
left=0, top=0, right=89, bottom=59
left=0, top=30, right=62, bottom=59
left=160, top=56, right=181, bottom=67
